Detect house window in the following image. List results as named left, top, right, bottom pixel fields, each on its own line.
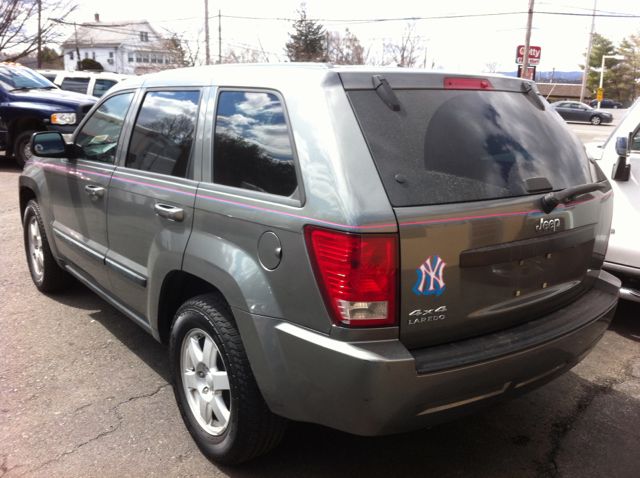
left=92, top=51, right=96, bottom=60
left=142, top=54, right=149, bottom=63
left=139, top=31, right=149, bottom=42
left=128, top=54, right=133, bottom=62
left=109, top=51, right=114, bottom=59
left=84, top=52, right=88, bottom=59
left=69, top=52, right=74, bottom=60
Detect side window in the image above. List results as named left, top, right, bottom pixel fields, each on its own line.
left=213, top=90, right=297, bottom=197
left=631, top=129, right=640, bottom=152
left=92, top=79, right=117, bottom=97
left=75, top=92, right=134, bottom=164
left=60, top=77, right=90, bottom=94
left=126, top=90, right=200, bottom=178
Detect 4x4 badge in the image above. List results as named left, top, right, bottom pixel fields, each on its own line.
left=412, top=256, right=446, bottom=296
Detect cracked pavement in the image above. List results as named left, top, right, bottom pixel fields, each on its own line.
left=1, top=160, right=639, bottom=477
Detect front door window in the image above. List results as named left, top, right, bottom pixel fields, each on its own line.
left=75, top=92, right=134, bottom=163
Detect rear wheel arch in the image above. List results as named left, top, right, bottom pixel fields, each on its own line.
left=157, top=270, right=232, bottom=345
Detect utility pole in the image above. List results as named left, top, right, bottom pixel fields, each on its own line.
left=37, top=0, right=42, bottom=68
left=579, top=0, right=597, bottom=104
left=204, top=0, right=210, bottom=65
left=218, top=10, right=222, bottom=64
left=74, top=22, right=81, bottom=70
left=522, top=0, right=535, bottom=80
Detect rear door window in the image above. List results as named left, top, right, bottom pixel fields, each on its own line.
left=347, top=89, right=591, bottom=206
left=60, top=77, right=90, bottom=94
left=126, top=90, right=201, bottom=178
left=213, top=90, right=297, bottom=197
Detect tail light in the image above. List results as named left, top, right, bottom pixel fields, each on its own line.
left=304, top=226, right=398, bottom=327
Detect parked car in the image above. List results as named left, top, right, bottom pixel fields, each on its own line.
left=38, top=70, right=132, bottom=98
left=589, top=99, right=623, bottom=109
left=36, top=69, right=65, bottom=83
left=0, top=62, right=96, bottom=167
left=550, top=100, right=613, bottom=125
left=586, top=99, right=640, bottom=302
left=19, top=65, right=620, bottom=464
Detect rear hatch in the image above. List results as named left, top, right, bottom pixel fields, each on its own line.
left=342, top=72, right=612, bottom=349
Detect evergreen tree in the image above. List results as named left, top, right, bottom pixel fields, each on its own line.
left=285, top=5, right=326, bottom=62
left=584, top=33, right=619, bottom=99
left=616, top=33, right=640, bottom=104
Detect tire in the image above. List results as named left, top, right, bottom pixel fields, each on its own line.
left=590, top=115, right=602, bottom=125
left=13, top=130, right=37, bottom=168
left=170, top=294, right=286, bottom=464
left=23, top=200, right=72, bottom=293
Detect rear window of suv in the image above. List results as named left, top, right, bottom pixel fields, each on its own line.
left=347, top=88, right=591, bottom=206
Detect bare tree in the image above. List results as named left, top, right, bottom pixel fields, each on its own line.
left=484, top=62, right=498, bottom=73
left=164, top=29, right=202, bottom=67
left=383, top=23, right=422, bottom=67
left=0, top=0, right=77, bottom=62
left=327, top=29, right=366, bottom=65
left=224, top=46, right=262, bottom=64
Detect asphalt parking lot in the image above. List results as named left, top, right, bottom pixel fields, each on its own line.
left=1, top=114, right=639, bottom=477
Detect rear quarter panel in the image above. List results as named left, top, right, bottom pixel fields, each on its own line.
left=180, top=71, right=397, bottom=334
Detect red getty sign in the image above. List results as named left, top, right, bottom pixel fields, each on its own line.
left=515, top=45, right=542, bottom=65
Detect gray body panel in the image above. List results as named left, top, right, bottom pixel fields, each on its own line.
left=18, top=64, right=620, bottom=436
left=396, top=191, right=613, bottom=348
left=44, top=158, right=114, bottom=288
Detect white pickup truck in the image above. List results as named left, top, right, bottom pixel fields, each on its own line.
left=588, top=99, right=640, bottom=302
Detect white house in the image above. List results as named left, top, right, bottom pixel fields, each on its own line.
left=61, top=15, right=180, bottom=74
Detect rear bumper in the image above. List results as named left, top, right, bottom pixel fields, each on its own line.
left=236, top=270, right=619, bottom=436
left=604, top=261, right=640, bottom=303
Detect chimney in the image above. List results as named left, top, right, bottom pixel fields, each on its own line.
left=94, top=13, right=100, bottom=22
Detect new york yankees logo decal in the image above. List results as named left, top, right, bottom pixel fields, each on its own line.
left=412, top=256, right=446, bottom=296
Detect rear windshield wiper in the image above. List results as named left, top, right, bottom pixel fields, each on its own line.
left=372, top=75, right=401, bottom=111
left=521, top=82, right=545, bottom=110
left=540, top=182, right=607, bottom=213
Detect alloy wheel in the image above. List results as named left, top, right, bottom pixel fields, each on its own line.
left=180, top=328, right=231, bottom=436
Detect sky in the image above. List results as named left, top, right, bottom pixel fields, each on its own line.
left=51, top=0, right=640, bottom=72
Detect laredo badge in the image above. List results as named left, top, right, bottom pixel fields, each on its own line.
left=412, top=256, right=446, bottom=296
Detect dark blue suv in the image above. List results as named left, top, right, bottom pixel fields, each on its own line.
left=0, top=63, right=96, bottom=167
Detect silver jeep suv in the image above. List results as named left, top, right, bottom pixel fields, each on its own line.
left=19, top=64, right=620, bottom=464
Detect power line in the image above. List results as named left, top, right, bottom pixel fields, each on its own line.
left=218, top=10, right=640, bottom=23
left=54, top=8, right=640, bottom=30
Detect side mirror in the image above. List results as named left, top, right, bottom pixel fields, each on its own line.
left=612, top=135, right=631, bottom=182
left=31, top=132, right=66, bottom=158
left=30, top=132, right=79, bottom=159
left=615, top=136, right=629, bottom=157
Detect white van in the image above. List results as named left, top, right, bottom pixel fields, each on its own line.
left=37, top=70, right=132, bottom=97
left=588, top=99, right=640, bottom=302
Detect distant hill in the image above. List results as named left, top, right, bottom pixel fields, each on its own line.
left=499, top=71, right=583, bottom=83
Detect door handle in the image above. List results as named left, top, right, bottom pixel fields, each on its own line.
left=84, top=184, right=105, bottom=198
left=154, top=203, right=184, bottom=222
